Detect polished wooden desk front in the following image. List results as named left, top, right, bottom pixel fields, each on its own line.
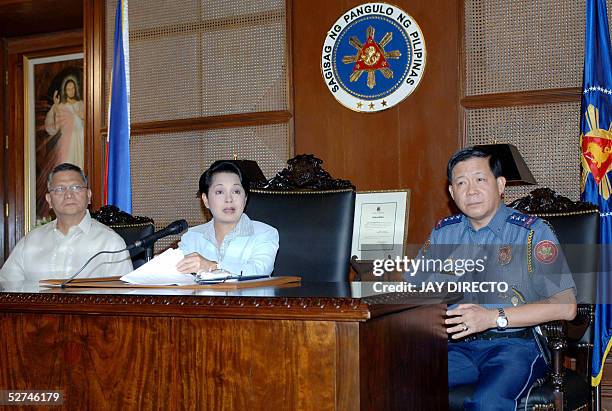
left=0, top=281, right=448, bottom=410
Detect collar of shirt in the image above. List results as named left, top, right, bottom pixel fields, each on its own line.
left=52, top=210, right=93, bottom=237
left=463, top=204, right=510, bottom=240
left=200, top=213, right=255, bottom=245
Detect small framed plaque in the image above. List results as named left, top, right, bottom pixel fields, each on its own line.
left=351, top=189, right=410, bottom=260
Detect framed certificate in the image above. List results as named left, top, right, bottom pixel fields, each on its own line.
left=351, top=189, right=410, bottom=260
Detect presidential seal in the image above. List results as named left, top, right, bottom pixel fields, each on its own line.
left=321, top=3, right=426, bottom=112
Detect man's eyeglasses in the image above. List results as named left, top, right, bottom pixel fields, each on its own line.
left=48, top=185, right=88, bottom=195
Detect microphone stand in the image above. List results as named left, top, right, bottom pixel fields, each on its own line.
left=60, top=248, right=129, bottom=288
left=59, top=219, right=187, bottom=288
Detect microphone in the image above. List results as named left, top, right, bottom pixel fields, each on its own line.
left=60, top=219, right=189, bottom=288
left=126, top=219, right=188, bottom=250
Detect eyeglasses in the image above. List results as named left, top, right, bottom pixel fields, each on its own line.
left=48, top=185, right=88, bottom=195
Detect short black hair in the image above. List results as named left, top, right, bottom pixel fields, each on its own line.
left=198, top=161, right=250, bottom=198
left=447, top=147, right=503, bottom=183
left=47, top=163, right=88, bottom=189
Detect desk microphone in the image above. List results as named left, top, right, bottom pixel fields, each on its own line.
left=126, top=219, right=188, bottom=250
left=60, top=219, right=189, bottom=288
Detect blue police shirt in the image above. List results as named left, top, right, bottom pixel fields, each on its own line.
left=411, top=204, right=576, bottom=306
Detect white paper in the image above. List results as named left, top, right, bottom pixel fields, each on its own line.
left=120, top=248, right=196, bottom=286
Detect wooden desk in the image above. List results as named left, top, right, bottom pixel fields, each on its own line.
left=0, top=281, right=448, bottom=410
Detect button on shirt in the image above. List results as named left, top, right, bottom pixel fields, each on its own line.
left=178, top=214, right=279, bottom=277
left=0, top=211, right=133, bottom=282
left=412, top=204, right=576, bottom=306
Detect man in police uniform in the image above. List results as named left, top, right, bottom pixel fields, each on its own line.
left=415, top=147, right=577, bottom=410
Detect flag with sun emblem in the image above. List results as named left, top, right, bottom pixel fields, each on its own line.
left=580, top=0, right=612, bottom=388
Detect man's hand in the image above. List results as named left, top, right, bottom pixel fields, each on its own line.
left=445, top=304, right=497, bottom=339
left=176, top=252, right=217, bottom=274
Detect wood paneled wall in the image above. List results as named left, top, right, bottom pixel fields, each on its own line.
left=1, top=0, right=462, bottom=259
left=292, top=0, right=462, bottom=244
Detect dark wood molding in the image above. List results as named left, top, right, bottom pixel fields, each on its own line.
left=5, top=30, right=82, bottom=54
left=84, top=0, right=105, bottom=211
left=285, top=0, right=295, bottom=155
left=0, top=0, right=82, bottom=38
left=0, top=292, right=372, bottom=321
left=458, top=0, right=467, bottom=146
left=1, top=39, right=6, bottom=263
left=461, top=87, right=581, bottom=109
left=100, top=110, right=293, bottom=136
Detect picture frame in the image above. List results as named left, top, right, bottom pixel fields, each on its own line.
left=23, top=52, right=84, bottom=232
left=350, top=189, right=411, bottom=260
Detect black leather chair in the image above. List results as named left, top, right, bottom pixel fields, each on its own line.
left=246, top=188, right=356, bottom=281
left=449, top=188, right=598, bottom=411
left=109, top=223, right=155, bottom=269
left=91, top=205, right=155, bottom=269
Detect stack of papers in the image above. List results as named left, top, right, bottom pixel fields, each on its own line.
left=120, top=248, right=196, bottom=286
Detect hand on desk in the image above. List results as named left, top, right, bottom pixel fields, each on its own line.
left=176, top=252, right=218, bottom=274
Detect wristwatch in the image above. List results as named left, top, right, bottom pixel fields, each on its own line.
left=496, top=308, right=508, bottom=330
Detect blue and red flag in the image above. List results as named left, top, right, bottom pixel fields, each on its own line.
left=104, top=0, right=132, bottom=213
left=580, top=0, right=612, bottom=387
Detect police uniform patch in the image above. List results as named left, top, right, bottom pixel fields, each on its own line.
left=535, top=240, right=558, bottom=264
left=435, top=214, right=462, bottom=230
left=498, top=245, right=512, bottom=265
left=321, top=3, right=426, bottom=112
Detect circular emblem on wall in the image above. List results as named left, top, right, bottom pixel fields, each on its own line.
left=321, top=3, right=426, bottom=113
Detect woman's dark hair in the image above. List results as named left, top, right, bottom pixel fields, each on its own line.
left=198, top=161, right=250, bottom=198
left=447, top=147, right=503, bottom=183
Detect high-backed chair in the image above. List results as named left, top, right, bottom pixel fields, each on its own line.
left=449, top=188, right=598, bottom=411
left=247, top=154, right=356, bottom=282
left=91, top=205, right=155, bottom=269
left=247, top=188, right=355, bottom=281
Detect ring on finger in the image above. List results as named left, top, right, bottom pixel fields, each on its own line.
left=462, top=323, right=468, bottom=332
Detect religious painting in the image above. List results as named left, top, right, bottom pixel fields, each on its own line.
left=24, top=52, right=84, bottom=230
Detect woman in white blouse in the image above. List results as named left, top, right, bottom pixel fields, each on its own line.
left=176, top=161, right=279, bottom=277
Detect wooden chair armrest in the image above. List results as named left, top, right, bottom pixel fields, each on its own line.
left=540, top=320, right=567, bottom=410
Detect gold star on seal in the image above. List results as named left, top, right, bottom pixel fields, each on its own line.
left=369, top=102, right=375, bottom=109
left=356, top=102, right=363, bottom=109
left=381, top=100, right=387, bottom=107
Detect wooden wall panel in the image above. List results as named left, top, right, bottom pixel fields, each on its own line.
left=292, top=0, right=461, bottom=244
left=84, top=0, right=105, bottom=212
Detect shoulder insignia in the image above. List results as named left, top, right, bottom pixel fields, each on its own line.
left=435, top=214, right=462, bottom=230
left=506, top=212, right=538, bottom=229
